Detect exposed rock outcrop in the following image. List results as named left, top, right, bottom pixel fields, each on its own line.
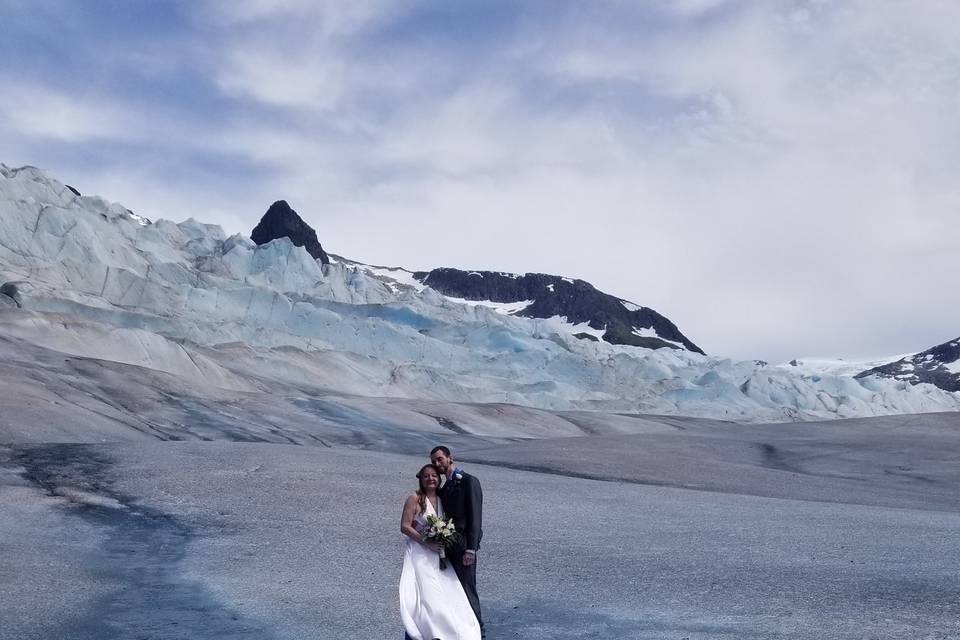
left=858, top=338, right=960, bottom=392
left=251, top=201, right=329, bottom=264
left=413, top=268, right=704, bottom=353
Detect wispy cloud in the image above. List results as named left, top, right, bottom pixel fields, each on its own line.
left=0, top=84, right=144, bottom=143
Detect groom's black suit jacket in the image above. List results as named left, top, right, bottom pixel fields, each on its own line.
left=439, top=471, right=483, bottom=552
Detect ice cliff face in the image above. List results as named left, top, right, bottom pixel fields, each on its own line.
left=1, top=162, right=958, bottom=422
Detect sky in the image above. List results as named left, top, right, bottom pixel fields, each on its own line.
left=1, top=0, right=957, bottom=363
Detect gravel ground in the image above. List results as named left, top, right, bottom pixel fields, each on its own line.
left=2, top=438, right=958, bottom=640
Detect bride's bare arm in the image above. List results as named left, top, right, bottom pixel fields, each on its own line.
left=401, top=495, right=440, bottom=551
left=400, top=494, right=424, bottom=541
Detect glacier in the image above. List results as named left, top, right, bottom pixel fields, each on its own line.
left=1, top=161, right=958, bottom=424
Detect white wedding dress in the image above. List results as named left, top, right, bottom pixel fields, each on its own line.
left=399, top=498, right=481, bottom=640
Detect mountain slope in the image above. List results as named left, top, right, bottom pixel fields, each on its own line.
left=857, top=338, right=960, bottom=392
left=1, top=162, right=958, bottom=423
left=249, top=204, right=698, bottom=353
left=412, top=268, right=703, bottom=353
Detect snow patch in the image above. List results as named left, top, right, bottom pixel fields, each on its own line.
left=632, top=326, right=683, bottom=348
left=441, top=295, right=533, bottom=315
left=360, top=264, right=427, bottom=292
left=126, top=211, right=151, bottom=226
left=539, top=315, right=606, bottom=340
left=780, top=355, right=911, bottom=377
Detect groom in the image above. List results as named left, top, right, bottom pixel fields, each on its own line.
left=430, top=445, right=485, bottom=638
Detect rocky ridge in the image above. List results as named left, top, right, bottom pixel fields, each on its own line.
left=251, top=200, right=329, bottom=264
left=413, top=268, right=703, bottom=353
left=857, top=338, right=960, bottom=392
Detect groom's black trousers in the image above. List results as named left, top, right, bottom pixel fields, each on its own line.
left=450, top=553, right=484, bottom=637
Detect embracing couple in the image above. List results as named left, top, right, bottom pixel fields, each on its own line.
left=399, top=446, right=484, bottom=640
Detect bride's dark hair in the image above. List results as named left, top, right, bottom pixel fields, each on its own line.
left=415, top=463, right=440, bottom=514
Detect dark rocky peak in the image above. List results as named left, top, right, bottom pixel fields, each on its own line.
left=857, top=337, right=960, bottom=392
left=251, top=200, right=329, bottom=264
left=412, top=268, right=704, bottom=354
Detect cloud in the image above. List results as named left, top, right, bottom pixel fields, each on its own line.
left=657, top=0, right=742, bottom=19
left=2, top=0, right=958, bottom=362
left=216, top=48, right=348, bottom=110
left=201, top=0, right=400, bottom=34
left=0, top=84, right=142, bottom=143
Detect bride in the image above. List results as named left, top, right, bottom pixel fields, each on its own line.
left=399, top=464, right=481, bottom=640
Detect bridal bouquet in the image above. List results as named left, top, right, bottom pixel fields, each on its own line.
left=422, top=514, right=456, bottom=569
